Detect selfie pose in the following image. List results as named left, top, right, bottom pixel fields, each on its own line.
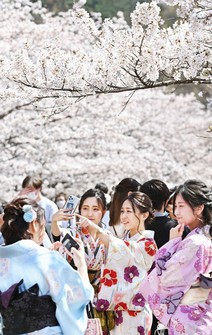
left=78, top=191, right=157, bottom=335
left=0, top=197, right=93, bottom=335
left=139, top=179, right=212, bottom=335
left=51, top=189, right=114, bottom=333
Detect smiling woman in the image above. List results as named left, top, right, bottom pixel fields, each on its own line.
left=139, top=179, right=212, bottom=335
left=77, top=191, right=157, bottom=335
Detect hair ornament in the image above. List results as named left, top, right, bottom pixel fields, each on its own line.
left=22, top=204, right=37, bottom=223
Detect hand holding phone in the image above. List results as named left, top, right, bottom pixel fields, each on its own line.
left=64, top=195, right=80, bottom=214
left=61, top=233, right=80, bottom=251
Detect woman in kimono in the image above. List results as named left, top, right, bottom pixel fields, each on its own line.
left=77, top=191, right=157, bottom=335
left=0, top=197, right=93, bottom=335
left=51, top=188, right=107, bottom=279
left=139, top=179, right=212, bottom=335
left=51, top=188, right=111, bottom=332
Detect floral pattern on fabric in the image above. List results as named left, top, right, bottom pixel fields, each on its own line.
left=132, top=293, right=145, bottom=307
left=180, top=305, right=207, bottom=321
left=0, top=258, right=9, bottom=277
left=144, top=240, right=157, bottom=256
left=95, top=299, right=110, bottom=311
left=100, top=269, right=118, bottom=287
left=139, top=227, right=212, bottom=335
left=194, top=245, right=208, bottom=272
left=155, top=251, right=172, bottom=276
left=124, top=265, right=139, bottom=283
left=169, top=319, right=185, bottom=334
left=114, top=302, right=128, bottom=311
left=97, top=231, right=156, bottom=334
left=137, top=326, right=145, bottom=335
left=161, top=292, right=184, bottom=314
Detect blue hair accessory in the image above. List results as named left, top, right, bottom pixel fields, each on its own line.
left=22, top=205, right=37, bottom=223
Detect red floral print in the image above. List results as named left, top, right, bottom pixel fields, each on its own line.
left=114, top=302, right=128, bottom=311
left=145, top=240, right=157, bottom=256
left=128, top=310, right=138, bottom=317
left=100, top=269, right=118, bottom=287
left=81, top=227, right=89, bottom=235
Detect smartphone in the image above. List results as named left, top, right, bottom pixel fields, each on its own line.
left=61, top=233, right=80, bottom=251
left=64, top=195, right=80, bottom=214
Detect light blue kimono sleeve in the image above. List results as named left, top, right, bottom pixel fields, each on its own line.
left=43, top=251, right=94, bottom=335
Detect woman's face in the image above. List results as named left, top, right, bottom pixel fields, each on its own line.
left=120, top=199, right=144, bottom=236
left=174, top=194, right=201, bottom=230
left=80, top=197, right=104, bottom=225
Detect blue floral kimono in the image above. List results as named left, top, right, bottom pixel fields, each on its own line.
left=0, top=240, right=93, bottom=335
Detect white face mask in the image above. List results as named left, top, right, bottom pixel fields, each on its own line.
left=27, top=191, right=38, bottom=201
left=56, top=200, right=66, bottom=209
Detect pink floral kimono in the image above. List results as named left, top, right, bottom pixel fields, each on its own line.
left=139, top=226, right=212, bottom=335
left=96, top=230, right=157, bottom=335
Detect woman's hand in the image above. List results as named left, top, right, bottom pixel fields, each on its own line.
left=49, top=241, right=63, bottom=251
left=52, top=209, right=73, bottom=222
left=97, top=231, right=110, bottom=247
left=66, top=238, right=90, bottom=283
left=67, top=238, right=86, bottom=267
left=74, top=213, right=98, bottom=233
left=169, top=223, right=184, bottom=240
left=51, top=209, right=73, bottom=237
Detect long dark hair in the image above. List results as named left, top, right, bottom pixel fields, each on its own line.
left=1, top=197, right=44, bottom=245
left=173, top=179, right=212, bottom=236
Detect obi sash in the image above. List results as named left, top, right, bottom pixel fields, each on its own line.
left=0, top=279, right=59, bottom=335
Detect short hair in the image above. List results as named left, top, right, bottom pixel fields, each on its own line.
left=22, top=175, right=43, bottom=189
left=95, top=182, right=108, bottom=194
left=140, top=179, right=170, bottom=211
left=55, top=192, right=67, bottom=202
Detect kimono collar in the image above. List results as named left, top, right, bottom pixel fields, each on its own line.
left=125, top=230, right=154, bottom=241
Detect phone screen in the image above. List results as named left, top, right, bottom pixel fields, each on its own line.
left=61, top=233, right=80, bottom=251
left=64, top=195, right=80, bottom=214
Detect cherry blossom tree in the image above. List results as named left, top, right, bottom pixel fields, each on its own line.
left=0, top=0, right=211, bottom=202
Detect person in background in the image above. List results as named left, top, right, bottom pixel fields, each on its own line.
left=140, top=179, right=178, bottom=249
left=139, top=179, right=212, bottom=335
left=19, top=175, right=58, bottom=239
left=0, top=215, right=4, bottom=246
left=55, top=192, right=67, bottom=209
left=0, top=202, right=4, bottom=245
left=166, top=186, right=177, bottom=220
left=0, top=197, right=93, bottom=335
left=95, top=182, right=111, bottom=228
left=108, top=178, right=142, bottom=238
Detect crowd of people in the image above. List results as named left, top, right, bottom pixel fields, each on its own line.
left=0, top=175, right=211, bottom=335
